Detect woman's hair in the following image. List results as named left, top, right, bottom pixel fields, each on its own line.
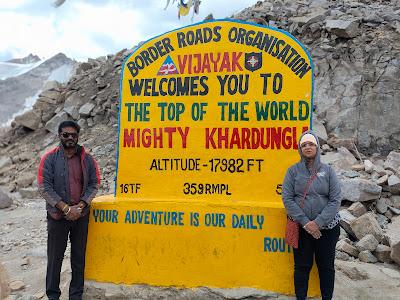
left=58, top=120, right=81, bottom=134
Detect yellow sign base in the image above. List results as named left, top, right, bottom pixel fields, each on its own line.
left=85, top=195, right=320, bottom=296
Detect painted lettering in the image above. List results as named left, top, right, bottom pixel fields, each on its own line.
left=205, top=126, right=308, bottom=150
left=263, top=237, right=292, bottom=253
left=92, top=209, right=119, bottom=223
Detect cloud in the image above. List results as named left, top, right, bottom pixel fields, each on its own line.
left=0, top=0, right=259, bottom=61
left=0, top=0, right=33, bottom=10
left=0, top=11, right=57, bottom=59
left=0, top=1, right=144, bottom=60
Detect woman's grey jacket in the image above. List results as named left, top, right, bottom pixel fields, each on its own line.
left=282, top=131, right=342, bottom=229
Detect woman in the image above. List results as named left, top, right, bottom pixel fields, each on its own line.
left=282, top=131, right=342, bottom=300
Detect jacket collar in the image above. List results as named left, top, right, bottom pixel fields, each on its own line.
left=58, top=143, right=84, bottom=157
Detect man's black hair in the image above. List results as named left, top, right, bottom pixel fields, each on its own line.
left=58, top=120, right=81, bottom=134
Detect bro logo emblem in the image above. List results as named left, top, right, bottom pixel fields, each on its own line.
left=244, top=52, right=262, bottom=72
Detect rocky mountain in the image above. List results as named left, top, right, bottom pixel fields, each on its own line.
left=235, top=0, right=400, bottom=155
left=0, top=53, right=77, bottom=126
left=0, top=60, right=42, bottom=80
left=6, top=53, right=41, bottom=64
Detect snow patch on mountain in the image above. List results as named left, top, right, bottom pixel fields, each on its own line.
left=0, top=61, right=43, bottom=80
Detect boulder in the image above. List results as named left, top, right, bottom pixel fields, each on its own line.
left=16, top=153, right=32, bottom=162
left=75, top=62, right=93, bottom=74
left=312, top=117, right=328, bottom=143
left=19, top=187, right=40, bottom=199
left=358, top=250, right=378, bottom=263
left=0, top=188, right=12, bottom=209
left=364, top=160, right=374, bottom=173
left=321, top=147, right=357, bottom=170
left=385, top=210, right=395, bottom=220
left=321, top=144, right=331, bottom=152
left=336, top=239, right=359, bottom=257
left=374, top=164, right=387, bottom=176
left=77, top=118, right=88, bottom=130
left=389, top=195, right=400, bottom=209
left=63, top=92, right=85, bottom=119
left=338, top=147, right=358, bottom=163
left=14, top=110, right=42, bottom=130
left=0, top=157, right=12, bottom=170
left=347, top=202, right=367, bottom=217
left=336, top=263, right=369, bottom=280
left=34, top=96, right=57, bottom=107
left=341, top=178, right=382, bottom=202
left=389, top=206, right=400, bottom=215
left=33, top=98, right=57, bottom=123
left=376, top=198, right=388, bottom=214
left=342, top=170, right=360, bottom=178
left=388, top=175, right=400, bottom=194
left=380, top=12, right=400, bottom=22
left=42, top=80, right=61, bottom=91
left=376, top=174, right=388, bottom=186
left=45, top=111, right=70, bottom=134
left=40, top=89, right=61, bottom=100
left=350, top=213, right=383, bottom=242
left=373, top=244, right=393, bottom=263
left=79, top=103, right=96, bottom=117
left=290, top=10, right=326, bottom=27
left=339, top=209, right=356, bottom=238
left=385, top=216, right=400, bottom=265
left=16, top=173, right=36, bottom=188
left=375, top=214, right=389, bottom=229
left=384, top=151, right=400, bottom=173
left=335, top=250, right=350, bottom=261
left=326, top=19, right=360, bottom=38
left=339, top=227, right=348, bottom=240
left=9, top=280, right=24, bottom=292
left=355, top=234, right=378, bottom=252
left=351, top=164, right=364, bottom=171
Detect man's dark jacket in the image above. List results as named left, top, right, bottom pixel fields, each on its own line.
left=37, top=144, right=100, bottom=219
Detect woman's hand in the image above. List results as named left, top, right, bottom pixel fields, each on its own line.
left=304, top=221, right=321, bottom=239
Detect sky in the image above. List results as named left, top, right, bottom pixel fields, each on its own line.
left=0, top=0, right=260, bottom=62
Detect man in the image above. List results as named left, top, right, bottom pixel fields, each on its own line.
left=38, top=120, right=100, bottom=300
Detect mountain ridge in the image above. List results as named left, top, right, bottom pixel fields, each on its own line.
left=0, top=52, right=77, bottom=126
left=5, top=53, right=41, bottom=64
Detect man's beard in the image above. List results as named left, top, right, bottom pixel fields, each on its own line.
left=61, top=139, right=77, bottom=149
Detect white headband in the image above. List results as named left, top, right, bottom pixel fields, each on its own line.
left=300, top=133, right=318, bottom=146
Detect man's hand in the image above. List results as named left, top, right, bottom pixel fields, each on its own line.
left=65, top=205, right=81, bottom=221
left=77, top=201, right=86, bottom=210
left=304, top=221, right=321, bottom=239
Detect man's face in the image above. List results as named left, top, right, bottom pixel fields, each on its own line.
left=59, top=126, right=79, bottom=149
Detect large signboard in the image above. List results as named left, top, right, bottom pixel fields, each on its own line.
left=116, top=20, right=312, bottom=202
left=86, top=20, right=317, bottom=296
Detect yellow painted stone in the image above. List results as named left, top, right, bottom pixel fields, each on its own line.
left=86, top=196, right=319, bottom=296
left=86, top=20, right=318, bottom=296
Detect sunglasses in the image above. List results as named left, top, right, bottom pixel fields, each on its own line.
left=60, top=132, right=78, bottom=139
left=300, top=142, right=316, bottom=148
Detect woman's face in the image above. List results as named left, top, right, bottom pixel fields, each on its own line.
left=301, top=142, right=317, bottom=159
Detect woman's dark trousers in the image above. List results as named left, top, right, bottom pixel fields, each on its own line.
left=293, top=224, right=340, bottom=300
left=46, top=214, right=89, bottom=300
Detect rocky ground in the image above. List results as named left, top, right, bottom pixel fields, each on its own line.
left=1, top=198, right=400, bottom=299
left=1, top=0, right=400, bottom=299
